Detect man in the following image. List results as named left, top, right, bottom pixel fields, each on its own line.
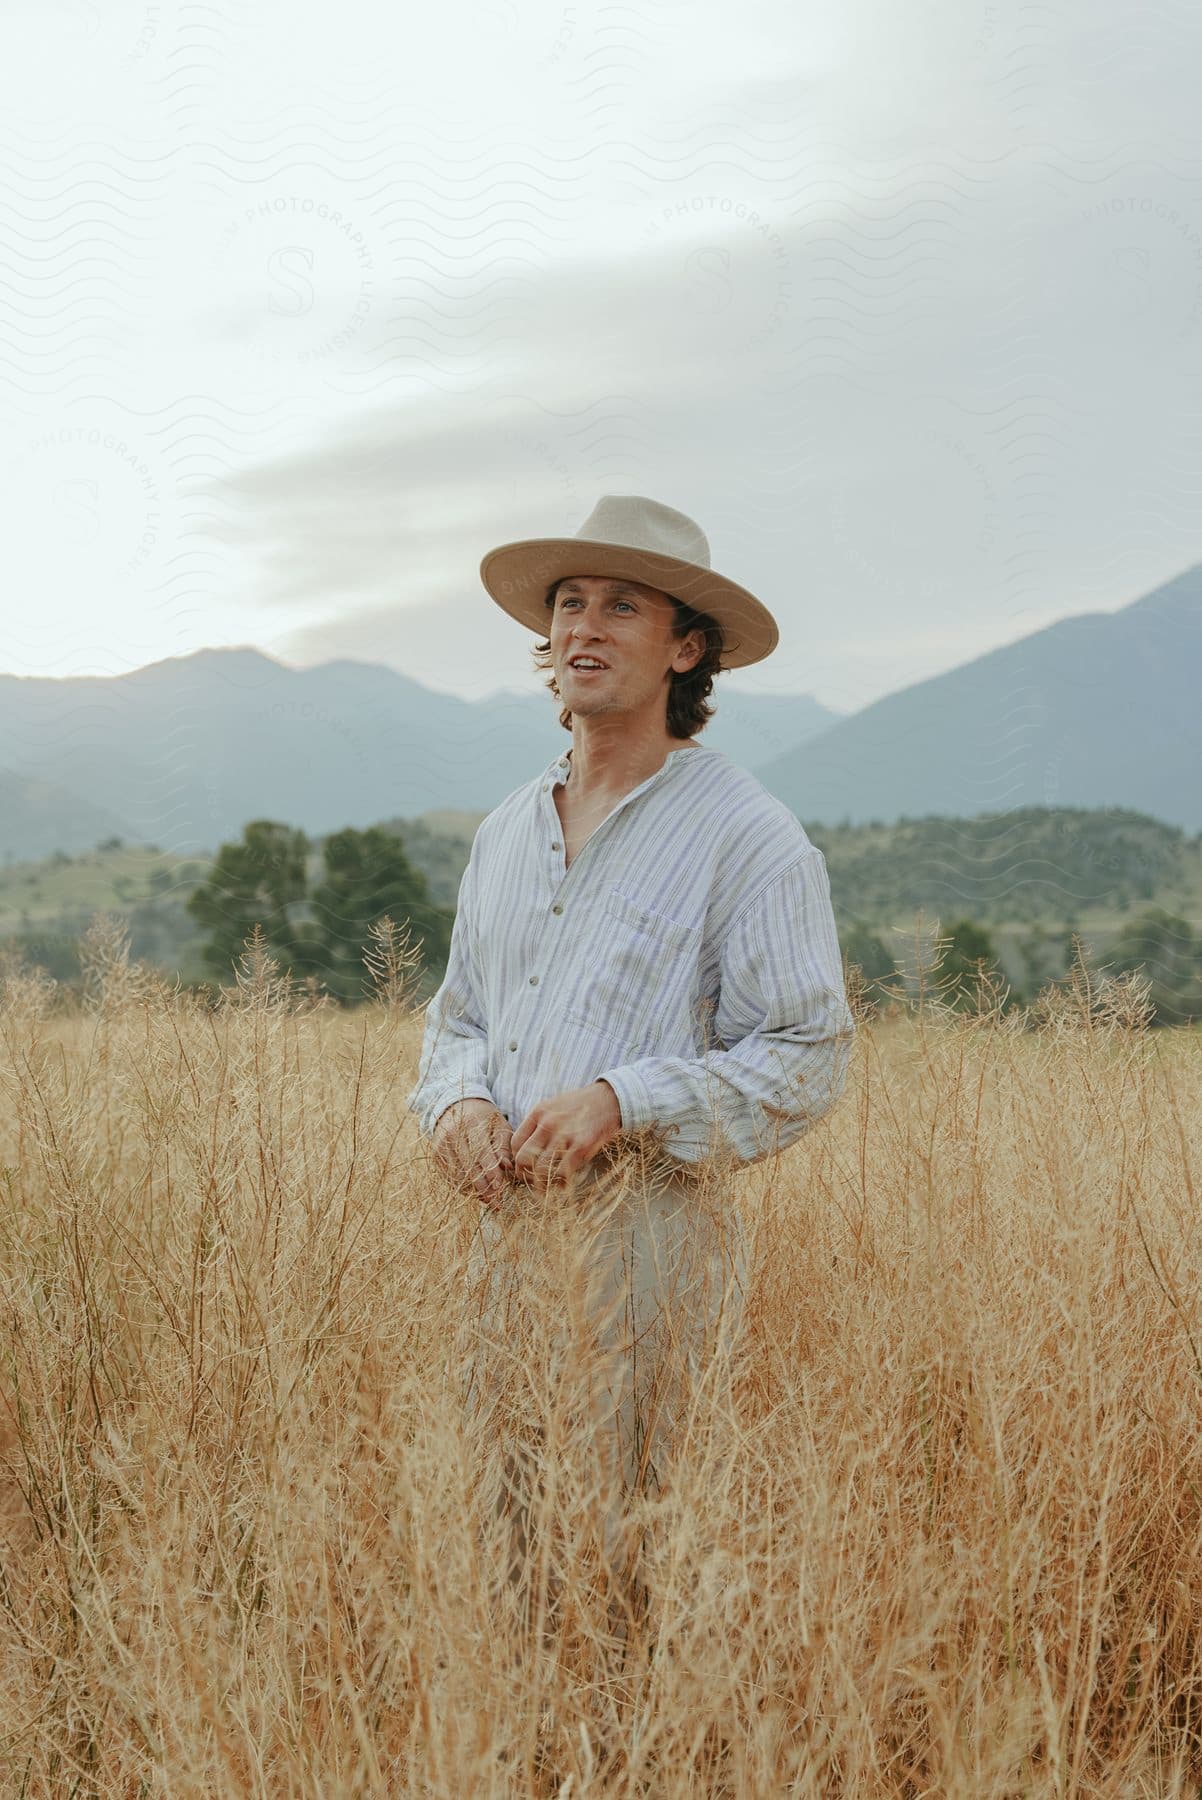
left=407, top=494, right=854, bottom=1653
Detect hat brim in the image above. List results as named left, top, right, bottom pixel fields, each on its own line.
left=479, top=537, right=778, bottom=670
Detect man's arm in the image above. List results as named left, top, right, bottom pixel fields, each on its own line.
left=405, top=846, right=496, bottom=1138
left=595, top=849, right=855, bottom=1166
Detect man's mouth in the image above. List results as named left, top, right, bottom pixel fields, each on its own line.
left=566, top=657, right=609, bottom=673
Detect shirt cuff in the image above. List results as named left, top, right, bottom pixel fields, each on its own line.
left=595, top=1064, right=660, bottom=1133
left=412, top=1083, right=496, bottom=1139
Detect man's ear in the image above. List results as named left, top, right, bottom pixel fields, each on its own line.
left=672, top=628, right=706, bottom=674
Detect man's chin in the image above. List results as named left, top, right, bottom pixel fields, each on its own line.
left=566, top=695, right=619, bottom=716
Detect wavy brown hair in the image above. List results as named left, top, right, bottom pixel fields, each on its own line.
left=531, top=579, right=726, bottom=739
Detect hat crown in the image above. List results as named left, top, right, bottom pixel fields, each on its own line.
left=575, top=495, right=712, bottom=572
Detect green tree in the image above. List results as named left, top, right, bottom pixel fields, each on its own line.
left=938, top=917, right=1013, bottom=1011
left=309, top=826, right=452, bottom=1002
left=1107, top=908, right=1202, bottom=1026
left=0, top=931, right=80, bottom=984
left=1016, top=923, right=1057, bottom=995
left=185, top=819, right=311, bottom=983
left=840, top=920, right=899, bottom=1010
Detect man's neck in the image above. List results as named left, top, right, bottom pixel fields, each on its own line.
left=564, top=724, right=697, bottom=802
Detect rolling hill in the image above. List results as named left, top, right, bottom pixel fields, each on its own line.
left=3, top=804, right=1197, bottom=1007
left=0, top=771, right=138, bottom=863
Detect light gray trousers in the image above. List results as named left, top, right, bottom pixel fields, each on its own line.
left=461, top=1144, right=748, bottom=1646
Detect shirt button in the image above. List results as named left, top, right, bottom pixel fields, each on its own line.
left=508, top=1040, right=518, bottom=1051
left=542, top=784, right=549, bottom=792
left=550, top=842, right=561, bottom=852
left=552, top=903, right=563, bottom=915
left=529, top=974, right=539, bottom=986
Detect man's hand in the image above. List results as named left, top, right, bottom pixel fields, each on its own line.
left=510, top=1080, right=624, bottom=1195
left=431, top=1097, right=514, bottom=1211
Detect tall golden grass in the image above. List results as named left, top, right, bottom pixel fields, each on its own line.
left=0, top=916, right=1199, bottom=1796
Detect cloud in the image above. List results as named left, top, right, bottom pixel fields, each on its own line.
left=222, top=171, right=1202, bottom=708
left=4, top=0, right=1202, bottom=706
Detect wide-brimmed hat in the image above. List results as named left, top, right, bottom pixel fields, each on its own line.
left=479, top=494, right=778, bottom=669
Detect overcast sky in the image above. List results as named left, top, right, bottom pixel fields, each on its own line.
left=3, top=0, right=1202, bottom=714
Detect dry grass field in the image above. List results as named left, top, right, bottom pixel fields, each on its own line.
left=0, top=919, right=1199, bottom=1797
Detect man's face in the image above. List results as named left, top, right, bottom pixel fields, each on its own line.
left=548, top=575, right=705, bottom=723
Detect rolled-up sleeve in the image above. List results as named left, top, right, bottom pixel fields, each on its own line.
left=597, top=849, right=855, bottom=1166
left=406, top=847, right=495, bottom=1138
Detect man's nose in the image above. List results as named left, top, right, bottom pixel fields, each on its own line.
left=570, top=611, right=607, bottom=641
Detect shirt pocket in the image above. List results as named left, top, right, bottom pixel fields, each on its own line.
left=561, top=886, right=701, bottom=1050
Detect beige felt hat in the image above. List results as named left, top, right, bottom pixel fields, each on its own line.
left=479, top=494, right=779, bottom=669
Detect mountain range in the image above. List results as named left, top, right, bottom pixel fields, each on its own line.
left=0, top=653, right=836, bottom=859
left=1, top=562, right=1199, bottom=862
left=758, top=565, right=1202, bottom=830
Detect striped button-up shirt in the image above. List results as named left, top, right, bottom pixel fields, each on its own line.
left=406, top=742, right=855, bottom=1166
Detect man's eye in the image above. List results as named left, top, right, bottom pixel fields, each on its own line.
left=557, top=594, right=635, bottom=610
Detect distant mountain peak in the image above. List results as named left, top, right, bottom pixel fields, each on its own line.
left=754, top=561, right=1202, bottom=831
left=127, top=646, right=290, bottom=680
left=1126, top=562, right=1202, bottom=616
